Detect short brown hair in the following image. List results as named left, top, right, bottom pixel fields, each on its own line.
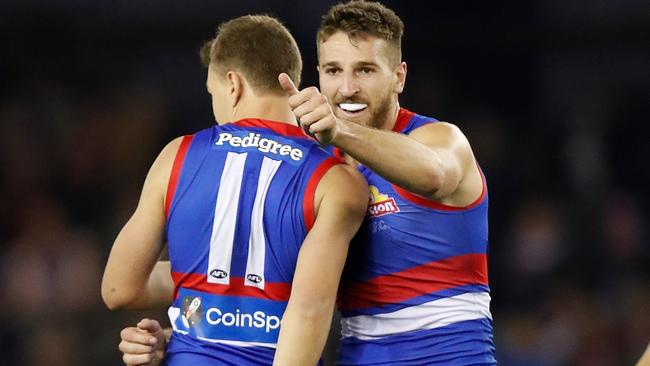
left=200, top=15, right=302, bottom=95
left=317, top=1, right=404, bottom=66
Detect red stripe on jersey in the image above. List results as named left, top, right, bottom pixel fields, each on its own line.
left=392, top=108, right=416, bottom=133
left=233, top=119, right=313, bottom=138
left=303, top=157, right=343, bottom=231
left=391, top=165, right=487, bottom=211
left=165, top=135, right=194, bottom=219
left=171, top=272, right=291, bottom=302
left=338, top=253, right=488, bottom=310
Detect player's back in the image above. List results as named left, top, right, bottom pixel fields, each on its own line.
left=163, top=119, right=340, bottom=365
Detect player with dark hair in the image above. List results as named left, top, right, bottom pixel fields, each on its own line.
left=118, top=1, right=496, bottom=364
left=280, top=1, right=496, bottom=364
left=102, top=14, right=367, bottom=366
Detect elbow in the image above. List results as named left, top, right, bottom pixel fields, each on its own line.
left=286, top=297, right=334, bottom=323
left=416, top=167, right=446, bottom=198
left=101, top=279, right=136, bottom=310
left=420, top=159, right=460, bottom=199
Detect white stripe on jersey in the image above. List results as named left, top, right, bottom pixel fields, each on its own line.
left=207, top=152, right=248, bottom=285
left=341, top=292, right=492, bottom=340
left=245, top=157, right=282, bottom=290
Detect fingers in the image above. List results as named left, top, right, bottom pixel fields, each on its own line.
left=305, top=116, right=336, bottom=136
left=293, top=94, right=329, bottom=121
left=137, top=318, right=162, bottom=333
left=120, top=327, right=157, bottom=346
left=278, top=73, right=299, bottom=96
left=119, top=339, right=154, bottom=354
left=287, top=86, right=320, bottom=110
left=296, top=103, right=332, bottom=128
left=122, top=352, right=156, bottom=366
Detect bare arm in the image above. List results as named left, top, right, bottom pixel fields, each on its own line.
left=273, top=165, right=368, bottom=366
left=278, top=73, right=481, bottom=205
left=332, top=119, right=475, bottom=201
left=101, top=138, right=181, bottom=310
left=638, top=342, right=650, bottom=366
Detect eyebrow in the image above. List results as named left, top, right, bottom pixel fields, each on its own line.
left=321, top=61, right=379, bottom=68
left=321, top=61, right=341, bottom=68
left=355, top=61, right=379, bottom=68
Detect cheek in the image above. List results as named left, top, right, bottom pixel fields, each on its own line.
left=318, top=78, right=337, bottom=98
left=365, top=80, right=392, bottom=105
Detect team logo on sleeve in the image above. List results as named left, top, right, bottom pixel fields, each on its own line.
left=367, top=185, right=400, bottom=217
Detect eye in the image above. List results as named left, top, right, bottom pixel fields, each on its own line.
left=325, top=67, right=341, bottom=75
left=360, top=67, right=374, bottom=74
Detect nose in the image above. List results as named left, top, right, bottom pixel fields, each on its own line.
left=339, top=70, right=360, bottom=98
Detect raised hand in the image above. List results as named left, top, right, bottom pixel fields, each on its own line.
left=278, top=73, right=339, bottom=144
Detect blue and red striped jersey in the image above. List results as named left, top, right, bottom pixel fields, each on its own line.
left=336, top=108, right=496, bottom=365
left=163, top=119, right=340, bottom=365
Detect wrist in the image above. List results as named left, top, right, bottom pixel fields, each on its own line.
left=331, top=118, right=356, bottom=148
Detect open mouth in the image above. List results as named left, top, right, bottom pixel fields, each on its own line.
left=338, top=103, right=368, bottom=116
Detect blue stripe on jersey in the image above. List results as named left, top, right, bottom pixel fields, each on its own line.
left=402, top=111, right=438, bottom=134
left=166, top=332, right=275, bottom=366
left=340, top=283, right=491, bottom=317
left=230, top=154, right=263, bottom=279
left=345, top=198, right=489, bottom=282
left=337, top=318, right=496, bottom=366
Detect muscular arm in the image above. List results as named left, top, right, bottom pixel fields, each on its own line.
left=273, top=165, right=368, bottom=366
left=278, top=73, right=480, bottom=205
left=333, top=119, right=479, bottom=203
left=101, top=138, right=182, bottom=310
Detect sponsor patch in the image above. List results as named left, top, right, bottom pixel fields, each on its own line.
left=214, top=131, right=305, bottom=164
left=367, top=185, right=400, bottom=217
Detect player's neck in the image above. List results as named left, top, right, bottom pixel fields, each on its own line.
left=231, top=94, right=297, bottom=126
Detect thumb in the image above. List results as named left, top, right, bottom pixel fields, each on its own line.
left=278, top=73, right=299, bottom=96
left=137, top=318, right=162, bottom=333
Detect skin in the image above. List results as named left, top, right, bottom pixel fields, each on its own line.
left=280, top=30, right=483, bottom=206
left=118, top=28, right=485, bottom=365
left=105, top=58, right=367, bottom=365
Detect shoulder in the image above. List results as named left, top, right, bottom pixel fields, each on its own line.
left=409, top=121, right=467, bottom=142
left=317, top=164, right=368, bottom=213
left=154, top=136, right=188, bottom=170
left=147, top=136, right=189, bottom=189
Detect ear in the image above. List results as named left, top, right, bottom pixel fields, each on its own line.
left=226, top=71, right=243, bottom=107
left=394, top=61, right=407, bottom=94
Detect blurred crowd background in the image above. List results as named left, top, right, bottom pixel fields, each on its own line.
left=0, top=1, right=647, bottom=365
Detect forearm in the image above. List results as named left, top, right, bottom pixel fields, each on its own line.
left=273, top=301, right=335, bottom=366
left=123, top=261, right=174, bottom=309
left=102, top=246, right=171, bottom=310
left=333, top=119, right=444, bottom=196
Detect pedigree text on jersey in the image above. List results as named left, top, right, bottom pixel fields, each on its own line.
left=214, top=131, right=305, bottom=164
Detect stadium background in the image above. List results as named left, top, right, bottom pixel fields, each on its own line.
left=0, top=0, right=647, bottom=365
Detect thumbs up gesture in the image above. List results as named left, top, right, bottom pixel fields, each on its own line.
left=278, top=73, right=339, bottom=145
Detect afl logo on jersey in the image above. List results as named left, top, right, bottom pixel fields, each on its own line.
left=210, top=269, right=228, bottom=279
left=246, top=274, right=262, bottom=284
left=367, top=185, right=400, bottom=217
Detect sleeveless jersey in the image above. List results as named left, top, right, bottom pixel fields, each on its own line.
left=163, top=119, right=340, bottom=365
left=336, top=108, right=496, bottom=365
